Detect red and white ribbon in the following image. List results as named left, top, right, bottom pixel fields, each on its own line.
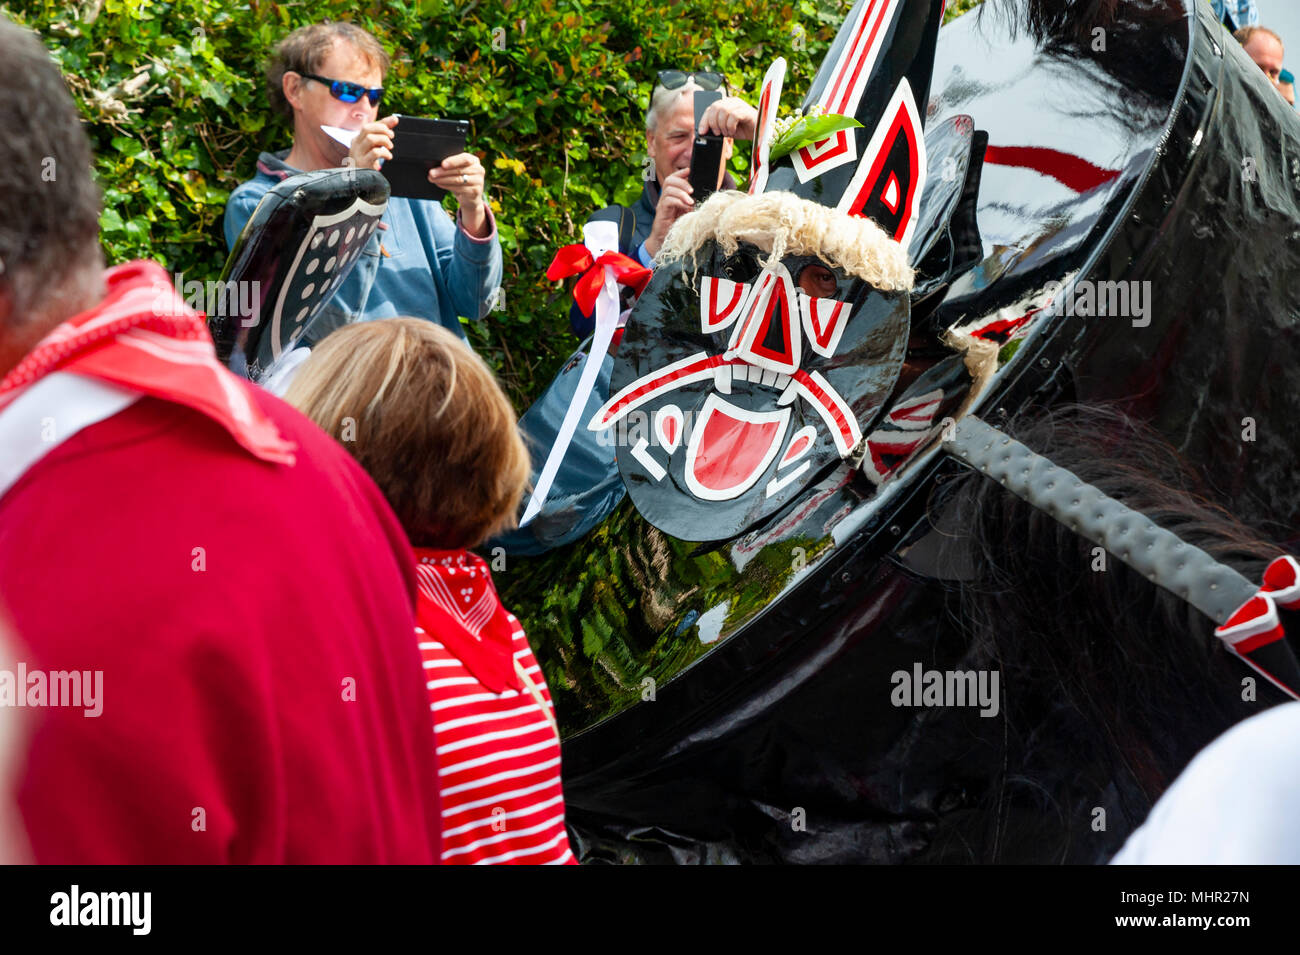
left=1215, top=555, right=1300, bottom=700
left=522, top=222, right=642, bottom=525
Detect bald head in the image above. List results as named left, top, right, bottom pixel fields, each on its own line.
left=1236, top=25, right=1286, bottom=85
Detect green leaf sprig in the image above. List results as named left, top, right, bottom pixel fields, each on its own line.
left=768, top=104, right=863, bottom=160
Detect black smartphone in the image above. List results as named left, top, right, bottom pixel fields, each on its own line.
left=689, top=90, right=725, bottom=204
left=381, top=116, right=469, bottom=200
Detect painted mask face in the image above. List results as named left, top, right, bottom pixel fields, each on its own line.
left=590, top=196, right=911, bottom=541
left=583, top=0, right=945, bottom=541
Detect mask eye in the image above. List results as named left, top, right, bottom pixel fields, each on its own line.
left=700, top=274, right=750, bottom=333
left=796, top=263, right=852, bottom=359
left=797, top=263, right=840, bottom=299
left=720, top=247, right=762, bottom=284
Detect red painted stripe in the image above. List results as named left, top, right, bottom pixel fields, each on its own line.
left=811, top=299, right=846, bottom=349
left=793, top=370, right=854, bottom=446
left=983, top=144, right=1121, bottom=193
left=800, top=132, right=852, bottom=170
left=707, top=277, right=745, bottom=328
left=969, top=308, right=1041, bottom=340
left=598, top=354, right=725, bottom=425
left=868, top=434, right=928, bottom=454
left=890, top=400, right=940, bottom=424
left=828, top=0, right=888, bottom=112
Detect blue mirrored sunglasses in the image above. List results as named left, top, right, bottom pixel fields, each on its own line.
left=299, top=72, right=383, bottom=106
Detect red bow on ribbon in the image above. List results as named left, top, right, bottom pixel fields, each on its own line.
left=1216, top=556, right=1300, bottom=654
left=546, top=243, right=651, bottom=317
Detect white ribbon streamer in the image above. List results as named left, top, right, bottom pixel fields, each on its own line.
left=520, top=220, right=622, bottom=525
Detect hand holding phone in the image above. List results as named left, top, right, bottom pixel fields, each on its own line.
left=689, top=90, right=725, bottom=204
left=379, top=115, right=471, bottom=200
left=643, top=169, right=695, bottom=260
left=347, top=115, right=399, bottom=171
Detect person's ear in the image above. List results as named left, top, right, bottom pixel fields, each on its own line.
left=283, top=71, right=306, bottom=112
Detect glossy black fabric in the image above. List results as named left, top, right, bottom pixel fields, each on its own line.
left=495, top=0, right=1300, bottom=863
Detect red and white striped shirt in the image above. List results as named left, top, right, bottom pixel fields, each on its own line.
left=414, top=548, right=576, bottom=865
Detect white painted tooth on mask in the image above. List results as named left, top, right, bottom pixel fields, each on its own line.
left=777, top=378, right=799, bottom=406
left=760, top=368, right=779, bottom=387
left=714, top=364, right=732, bottom=394
left=733, top=364, right=749, bottom=382
left=774, top=373, right=791, bottom=391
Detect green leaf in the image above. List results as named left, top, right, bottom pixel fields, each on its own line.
left=769, top=113, right=863, bottom=160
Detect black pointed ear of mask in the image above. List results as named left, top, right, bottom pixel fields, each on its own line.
left=762, top=0, right=945, bottom=239
left=909, top=122, right=989, bottom=331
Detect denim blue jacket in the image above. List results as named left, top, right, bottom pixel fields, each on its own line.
left=1211, top=0, right=1257, bottom=31
left=223, top=150, right=503, bottom=345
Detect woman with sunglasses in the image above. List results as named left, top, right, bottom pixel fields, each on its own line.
left=569, top=70, right=758, bottom=338
left=223, top=22, right=502, bottom=352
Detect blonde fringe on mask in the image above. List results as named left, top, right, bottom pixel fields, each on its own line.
left=656, top=190, right=915, bottom=292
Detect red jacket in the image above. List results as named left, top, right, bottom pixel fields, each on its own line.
left=0, top=385, right=442, bottom=863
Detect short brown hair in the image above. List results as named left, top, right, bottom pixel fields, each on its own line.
left=265, top=22, right=391, bottom=120
left=0, top=16, right=102, bottom=322
left=285, top=319, right=530, bottom=550
left=1235, top=25, right=1284, bottom=50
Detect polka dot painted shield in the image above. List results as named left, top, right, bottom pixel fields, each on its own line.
left=258, top=197, right=386, bottom=373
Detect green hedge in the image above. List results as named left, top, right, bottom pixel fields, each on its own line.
left=8, top=0, right=981, bottom=406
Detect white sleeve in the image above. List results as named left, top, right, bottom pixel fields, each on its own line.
left=1111, top=701, right=1300, bottom=864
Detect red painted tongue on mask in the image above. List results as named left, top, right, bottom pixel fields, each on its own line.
left=691, top=398, right=787, bottom=495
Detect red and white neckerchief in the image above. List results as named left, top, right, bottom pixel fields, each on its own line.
left=0, top=260, right=296, bottom=470
left=1215, top=555, right=1300, bottom=701
left=413, top=548, right=525, bottom=697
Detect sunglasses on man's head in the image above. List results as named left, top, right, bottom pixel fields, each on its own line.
left=298, top=72, right=384, bottom=106
left=655, top=70, right=727, bottom=94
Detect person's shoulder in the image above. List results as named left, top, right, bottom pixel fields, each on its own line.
left=2, top=377, right=397, bottom=551
left=1111, top=702, right=1300, bottom=864
left=1186, top=701, right=1300, bottom=775
left=0, top=379, right=414, bottom=655
left=223, top=174, right=271, bottom=244
left=226, top=176, right=272, bottom=218
left=225, top=152, right=295, bottom=212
